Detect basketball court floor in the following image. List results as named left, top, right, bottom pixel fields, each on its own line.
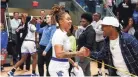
left=1, top=61, right=104, bottom=77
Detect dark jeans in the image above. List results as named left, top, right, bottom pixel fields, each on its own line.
left=86, top=1, right=96, bottom=14
left=7, top=41, right=18, bottom=65
left=79, top=57, right=91, bottom=76
left=98, top=59, right=108, bottom=69
left=10, top=34, right=18, bottom=64
left=37, top=45, right=52, bottom=76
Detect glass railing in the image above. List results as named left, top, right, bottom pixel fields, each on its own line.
left=5, top=4, right=10, bottom=37
left=75, top=0, right=122, bottom=17
left=74, top=0, right=123, bottom=28
left=75, top=0, right=89, bottom=11
left=75, top=0, right=106, bottom=17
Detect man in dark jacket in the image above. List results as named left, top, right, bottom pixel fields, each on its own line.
left=78, top=12, right=96, bottom=76
left=91, top=16, right=138, bottom=76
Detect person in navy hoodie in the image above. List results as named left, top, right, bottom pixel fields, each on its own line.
left=0, top=23, right=8, bottom=71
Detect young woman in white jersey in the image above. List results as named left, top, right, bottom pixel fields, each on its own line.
left=48, top=5, right=90, bottom=77
left=8, top=16, right=37, bottom=76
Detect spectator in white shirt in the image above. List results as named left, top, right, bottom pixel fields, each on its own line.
left=91, top=13, right=104, bottom=42
left=10, top=12, right=21, bottom=64
left=10, top=12, right=21, bottom=43
left=91, top=13, right=109, bottom=76
left=10, top=12, right=21, bottom=35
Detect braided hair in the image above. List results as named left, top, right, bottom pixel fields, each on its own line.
left=22, top=16, right=31, bottom=40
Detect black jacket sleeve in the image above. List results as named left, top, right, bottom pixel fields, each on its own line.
left=84, top=29, right=96, bottom=51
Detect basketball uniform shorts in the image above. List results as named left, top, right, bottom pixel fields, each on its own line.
left=21, top=41, right=36, bottom=54
left=49, top=57, right=70, bottom=77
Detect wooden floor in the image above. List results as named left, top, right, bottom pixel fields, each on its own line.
left=1, top=61, right=105, bottom=77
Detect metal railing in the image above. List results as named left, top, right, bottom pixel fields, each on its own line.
left=102, top=0, right=123, bottom=29
left=74, top=0, right=123, bottom=29
left=4, top=4, right=11, bottom=37
left=72, top=0, right=86, bottom=12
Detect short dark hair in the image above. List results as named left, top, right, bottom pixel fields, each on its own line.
left=115, top=25, right=121, bottom=33
left=14, top=12, right=19, bottom=15
left=93, top=12, right=101, bottom=20
left=81, top=12, right=92, bottom=23
left=127, top=17, right=135, bottom=25
left=40, top=10, right=45, bottom=13
left=97, top=12, right=101, bottom=19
